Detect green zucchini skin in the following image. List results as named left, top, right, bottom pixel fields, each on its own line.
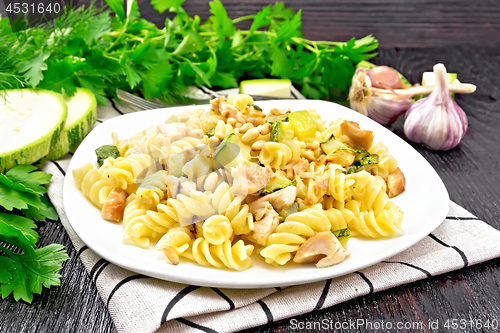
left=45, top=88, right=97, bottom=160
left=0, top=89, right=67, bottom=173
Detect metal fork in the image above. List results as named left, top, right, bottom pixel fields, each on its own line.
left=116, top=89, right=167, bottom=110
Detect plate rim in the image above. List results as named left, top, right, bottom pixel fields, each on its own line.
left=63, top=99, right=449, bottom=288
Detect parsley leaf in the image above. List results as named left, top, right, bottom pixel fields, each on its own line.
left=0, top=213, right=38, bottom=252
left=0, top=244, right=69, bottom=303
left=209, top=0, right=236, bottom=38
left=17, top=50, right=51, bottom=87
left=151, top=0, right=185, bottom=13
left=2, top=165, right=51, bottom=195
left=250, top=5, right=272, bottom=33
left=104, top=0, right=125, bottom=22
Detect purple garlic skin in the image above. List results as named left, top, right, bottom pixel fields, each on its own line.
left=404, top=64, right=468, bottom=151
left=365, top=94, right=413, bottom=125
left=348, top=68, right=412, bottom=126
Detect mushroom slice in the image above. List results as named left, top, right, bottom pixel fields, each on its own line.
left=293, top=231, right=348, bottom=268
left=101, top=188, right=128, bottom=223
left=387, top=167, right=406, bottom=198
left=339, top=120, right=374, bottom=151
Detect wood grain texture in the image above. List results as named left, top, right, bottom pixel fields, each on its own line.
left=1, top=45, right=500, bottom=333
left=2, top=1, right=500, bottom=332
left=139, top=0, right=500, bottom=47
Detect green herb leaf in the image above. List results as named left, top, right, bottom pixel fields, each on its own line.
left=2, top=165, right=51, bottom=195
left=17, top=50, right=51, bottom=87
left=209, top=0, right=236, bottom=38
left=0, top=213, right=39, bottom=252
left=0, top=244, right=69, bottom=303
left=250, top=5, right=271, bottom=33
left=104, top=0, right=125, bottom=22
left=123, top=63, right=142, bottom=89
left=151, top=0, right=185, bottom=13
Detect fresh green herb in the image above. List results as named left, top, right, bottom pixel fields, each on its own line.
left=95, top=145, right=120, bottom=167
left=0, top=0, right=378, bottom=104
left=0, top=165, right=68, bottom=303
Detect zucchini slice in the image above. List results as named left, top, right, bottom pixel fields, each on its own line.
left=332, top=228, right=351, bottom=248
left=46, top=88, right=97, bottom=160
left=262, top=176, right=293, bottom=195
left=239, top=79, right=292, bottom=98
left=288, top=110, right=317, bottom=138
left=278, top=202, right=299, bottom=220
left=213, top=133, right=241, bottom=169
left=270, top=121, right=286, bottom=142
left=321, top=137, right=348, bottom=155
left=0, top=89, right=67, bottom=172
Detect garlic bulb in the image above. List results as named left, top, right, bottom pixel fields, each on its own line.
left=404, top=63, right=468, bottom=151
left=349, top=68, right=413, bottom=125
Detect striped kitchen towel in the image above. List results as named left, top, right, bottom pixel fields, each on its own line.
left=41, top=93, right=500, bottom=333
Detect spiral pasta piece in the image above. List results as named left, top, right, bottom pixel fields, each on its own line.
left=103, top=154, right=155, bottom=190
left=202, top=215, right=233, bottom=245
left=167, top=190, right=215, bottom=226
left=185, top=238, right=254, bottom=271
left=346, top=200, right=404, bottom=238
left=156, top=224, right=194, bottom=255
left=260, top=206, right=331, bottom=265
left=227, top=94, right=254, bottom=112
left=136, top=170, right=167, bottom=206
left=73, top=163, right=113, bottom=209
left=368, top=141, right=398, bottom=180
left=182, top=153, right=212, bottom=182
left=259, top=140, right=301, bottom=169
left=211, top=182, right=244, bottom=217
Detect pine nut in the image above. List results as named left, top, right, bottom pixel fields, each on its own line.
left=241, top=127, right=260, bottom=144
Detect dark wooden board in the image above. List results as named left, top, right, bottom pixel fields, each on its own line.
left=2, top=1, right=500, bottom=332
left=67, top=0, right=500, bottom=47
left=1, top=45, right=499, bottom=333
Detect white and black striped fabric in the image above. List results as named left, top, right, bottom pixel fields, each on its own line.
left=41, top=96, right=500, bottom=333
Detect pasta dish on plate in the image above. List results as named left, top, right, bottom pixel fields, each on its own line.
left=72, top=94, right=406, bottom=271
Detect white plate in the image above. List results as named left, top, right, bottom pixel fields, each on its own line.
left=63, top=100, right=449, bottom=288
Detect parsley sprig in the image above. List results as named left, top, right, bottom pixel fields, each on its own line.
left=0, top=0, right=377, bottom=104
left=0, top=165, right=68, bottom=303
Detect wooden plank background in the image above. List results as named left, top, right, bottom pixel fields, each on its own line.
left=1, top=1, right=500, bottom=333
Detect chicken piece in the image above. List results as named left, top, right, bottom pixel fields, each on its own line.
left=248, top=186, right=297, bottom=213
left=158, top=122, right=188, bottom=144
left=210, top=97, right=246, bottom=123
left=387, top=167, right=406, bottom=198
left=339, top=120, right=374, bottom=151
left=210, top=96, right=224, bottom=113
left=101, top=188, right=128, bottom=223
left=293, top=231, right=348, bottom=268
left=247, top=202, right=280, bottom=246
left=284, top=158, right=309, bottom=180
left=231, top=161, right=271, bottom=196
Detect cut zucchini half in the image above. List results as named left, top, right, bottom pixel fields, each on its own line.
left=0, top=89, right=67, bottom=172
left=239, top=79, right=292, bottom=98
left=46, top=88, right=97, bottom=160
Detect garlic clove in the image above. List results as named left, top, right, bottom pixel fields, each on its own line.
left=349, top=68, right=413, bottom=125
left=404, top=63, right=468, bottom=151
